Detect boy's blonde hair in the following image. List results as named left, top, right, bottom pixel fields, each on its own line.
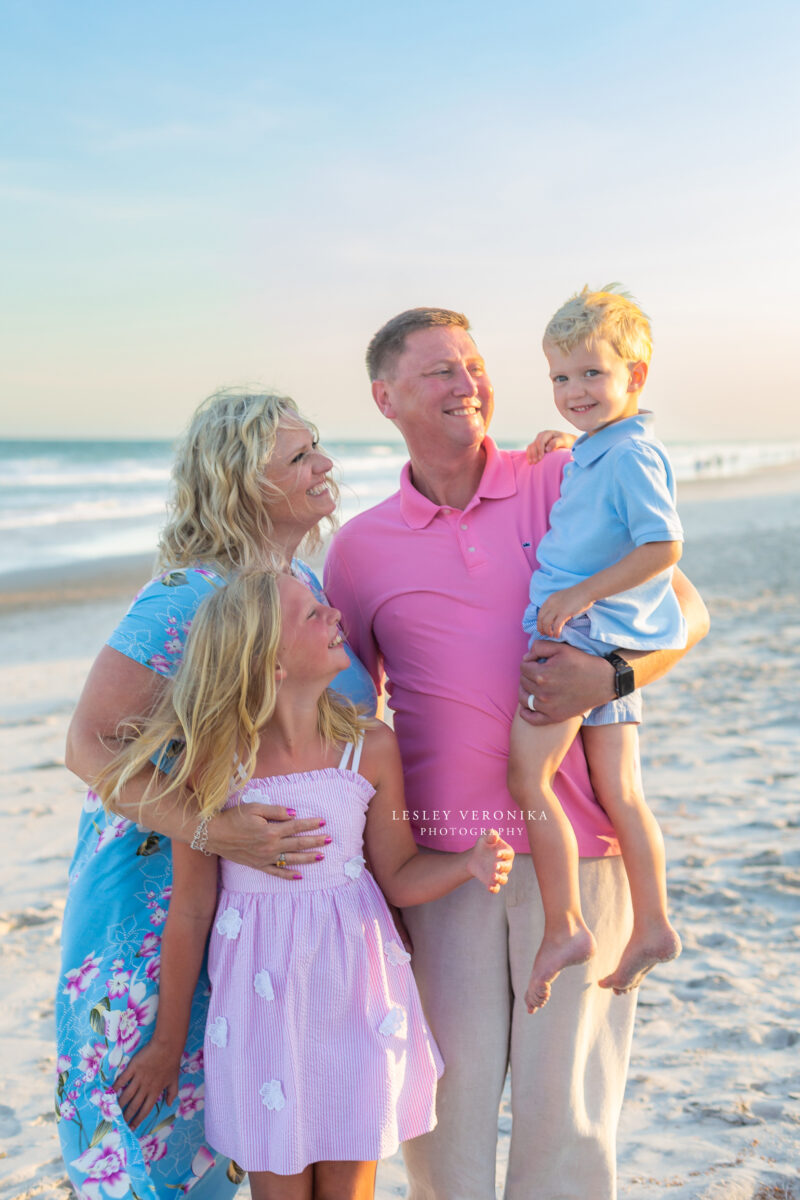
left=94, top=571, right=366, bottom=821
left=543, top=285, right=653, bottom=365
left=157, top=389, right=338, bottom=572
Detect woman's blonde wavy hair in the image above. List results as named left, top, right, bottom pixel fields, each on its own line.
left=157, top=389, right=339, bottom=571
left=94, top=571, right=367, bottom=821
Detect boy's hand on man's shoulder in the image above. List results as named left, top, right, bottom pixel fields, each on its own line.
left=526, top=429, right=577, bottom=464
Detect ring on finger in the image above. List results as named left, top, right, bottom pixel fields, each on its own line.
left=527, top=693, right=536, bottom=712
left=276, top=852, right=287, bottom=869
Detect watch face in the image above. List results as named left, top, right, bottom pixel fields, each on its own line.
left=608, top=652, right=635, bottom=698
left=616, top=664, right=635, bottom=698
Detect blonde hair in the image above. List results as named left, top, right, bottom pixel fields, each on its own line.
left=543, top=285, right=653, bottom=365
left=94, top=571, right=366, bottom=820
left=157, top=389, right=338, bottom=571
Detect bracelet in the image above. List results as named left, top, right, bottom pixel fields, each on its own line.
left=190, top=815, right=214, bottom=856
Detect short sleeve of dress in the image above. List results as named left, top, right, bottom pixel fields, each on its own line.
left=107, top=566, right=225, bottom=678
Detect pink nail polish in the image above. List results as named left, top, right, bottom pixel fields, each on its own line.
left=292, top=873, right=303, bottom=880
left=286, top=808, right=296, bottom=817
left=315, top=854, right=325, bottom=861
left=319, top=819, right=326, bottom=827
left=324, top=836, right=332, bottom=845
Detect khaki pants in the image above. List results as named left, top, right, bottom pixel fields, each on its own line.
left=401, top=855, right=637, bottom=1200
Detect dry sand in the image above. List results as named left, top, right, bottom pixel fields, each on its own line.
left=1, top=468, right=798, bottom=1199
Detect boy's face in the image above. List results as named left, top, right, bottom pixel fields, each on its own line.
left=543, top=337, right=647, bottom=436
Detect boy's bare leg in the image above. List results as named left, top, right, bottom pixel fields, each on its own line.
left=581, top=722, right=681, bottom=994
left=508, top=711, right=596, bottom=1012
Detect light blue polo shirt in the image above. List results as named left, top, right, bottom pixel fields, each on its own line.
left=528, top=412, right=687, bottom=650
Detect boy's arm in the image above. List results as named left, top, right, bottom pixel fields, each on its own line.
left=114, top=841, right=217, bottom=1129
left=526, top=428, right=577, bottom=464
left=521, top=566, right=709, bottom=725
left=537, top=540, right=683, bottom=638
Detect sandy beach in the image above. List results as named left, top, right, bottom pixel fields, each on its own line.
left=1, top=466, right=798, bottom=1199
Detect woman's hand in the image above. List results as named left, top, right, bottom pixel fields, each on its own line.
left=468, top=830, right=515, bottom=893
left=206, top=803, right=330, bottom=876
left=526, top=429, right=577, bottom=464
left=114, top=1038, right=182, bottom=1130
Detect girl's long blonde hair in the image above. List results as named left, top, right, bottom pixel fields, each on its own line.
left=157, top=389, right=339, bottom=571
left=94, top=571, right=366, bottom=820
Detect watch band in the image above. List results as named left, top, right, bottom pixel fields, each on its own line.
left=605, top=651, right=635, bottom=698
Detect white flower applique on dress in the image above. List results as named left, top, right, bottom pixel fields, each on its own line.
left=207, top=1016, right=228, bottom=1047
left=215, top=907, right=243, bottom=939
left=384, top=941, right=411, bottom=967
left=343, top=855, right=365, bottom=880
left=253, top=970, right=275, bottom=1001
left=259, top=1079, right=286, bottom=1111
left=378, top=1006, right=406, bottom=1037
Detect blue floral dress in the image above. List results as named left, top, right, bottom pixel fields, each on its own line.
left=56, top=564, right=376, bottom=1200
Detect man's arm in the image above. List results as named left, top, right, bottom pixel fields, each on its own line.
left=519, top=566, right=709, bottom=725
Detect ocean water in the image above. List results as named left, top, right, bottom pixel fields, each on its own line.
left=1, top=437, right=799, bottom=577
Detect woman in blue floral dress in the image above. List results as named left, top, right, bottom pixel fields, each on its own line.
left=56, top=390, right=376, bottom=1200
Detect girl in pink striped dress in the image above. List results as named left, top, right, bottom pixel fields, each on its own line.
left=96, top=571, right=514, bottom=1200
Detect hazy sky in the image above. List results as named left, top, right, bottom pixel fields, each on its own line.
left=1, top=0, right=798, bottom=442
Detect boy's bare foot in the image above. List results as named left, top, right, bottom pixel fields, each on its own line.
left=598, top=924, right=682, bottom=995
left=525, top=926, right=597, bottom=1013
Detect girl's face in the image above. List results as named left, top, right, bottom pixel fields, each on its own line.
left=276, top=575, right=349, bottom=684
left=260, top=420, right=336, bottom=540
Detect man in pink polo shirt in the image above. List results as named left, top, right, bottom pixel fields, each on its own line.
left=324, top=308, right=708, bottom=1199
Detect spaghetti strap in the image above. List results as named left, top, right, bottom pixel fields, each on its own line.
left=338, top=742, right=353, bottom=770
left=337, top=735, right=364, bottom=774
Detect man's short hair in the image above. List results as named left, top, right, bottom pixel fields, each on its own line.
left=544, top=285, right=653, bottom=365
left=366, top=307, right=471, bottom=381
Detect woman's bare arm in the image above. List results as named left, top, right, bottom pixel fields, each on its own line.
left=65, top=644, right=328, bottom=870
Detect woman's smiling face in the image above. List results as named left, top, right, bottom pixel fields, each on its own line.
left=260, top=419, right=336, bottom=540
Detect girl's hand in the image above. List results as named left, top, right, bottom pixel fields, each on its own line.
left=207, top=803, right=330, bottom=877
left=536, top=586, right=593, bottom=639
left=468, top=830, right=514, bottom=893
left=114, top=1039, right=182, bottom=1130
left=526, top=429, right=577, bottom=464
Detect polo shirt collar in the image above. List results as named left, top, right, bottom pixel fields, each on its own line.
left=572, top=411, right=654, bottom=467
left=399, top=437, right=516, bottom=528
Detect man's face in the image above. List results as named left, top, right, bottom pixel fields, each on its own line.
left=373, top=326, right=494, bottom=455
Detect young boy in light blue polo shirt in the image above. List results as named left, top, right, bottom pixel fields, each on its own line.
left=507, top=286, right=688, bottom=1013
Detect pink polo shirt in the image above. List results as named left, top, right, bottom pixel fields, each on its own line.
left=324, top=438, right=619, bottom=858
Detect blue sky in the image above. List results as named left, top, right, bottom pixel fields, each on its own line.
left=1, top=0, right=798, bottom=441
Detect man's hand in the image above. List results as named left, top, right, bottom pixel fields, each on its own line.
left=114, top=1038, right=182, bottom=1130
left=519, top=641, right=615, bottom=725
left=526, top=429, right=577, bottom=464
left=536, top=586, right=593, bottom=639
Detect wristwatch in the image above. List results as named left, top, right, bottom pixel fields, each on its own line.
left=605, top=651, right=635, bottom=698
